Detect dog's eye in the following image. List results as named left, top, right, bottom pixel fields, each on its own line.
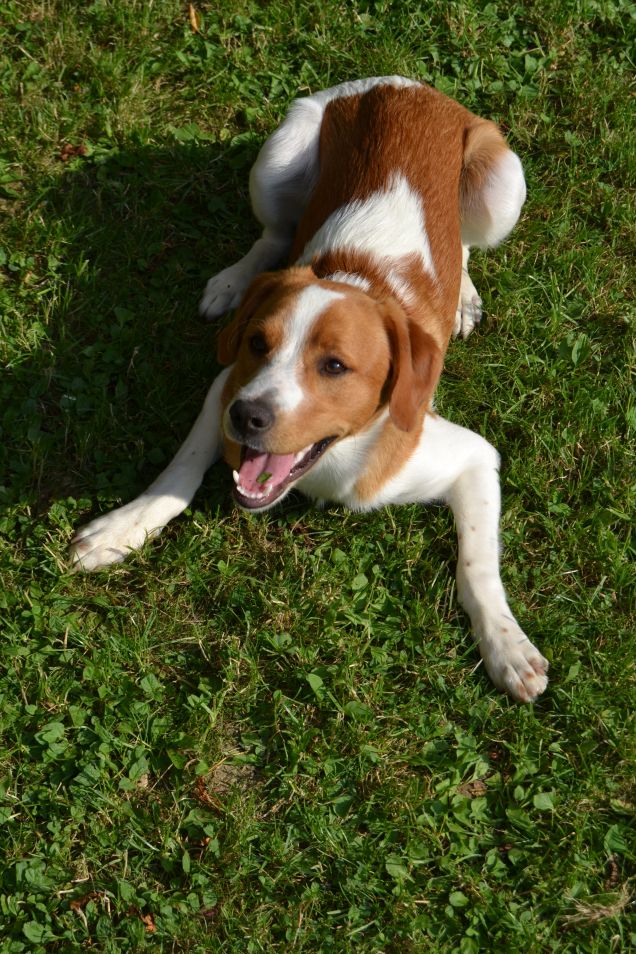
left=249, top=333, right=268, bottom=355
left=321, top=357, right=348, bottom=376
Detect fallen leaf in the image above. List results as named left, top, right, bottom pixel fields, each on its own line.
left=199, top=905, right=218, bottom=920
left=188, top=3, right=200, bottom=33
left=70, top=892, right=101, bottom=912
left=194, top=776, right=224, bottom=812
left=59, top=143, right=88, bottom=162
left=457, top=779, right=488, bottom=797
left=140, top=912, right=156, bottom=933
left=69, top=891, right=112, bottom=929
left=605, top=856, right=620, bottom=890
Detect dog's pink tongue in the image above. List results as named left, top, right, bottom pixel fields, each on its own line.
left=239, top=448, right=296, bottom=493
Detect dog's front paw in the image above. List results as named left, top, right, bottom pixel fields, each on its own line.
left=199, top=264, right=251, bottom=320
left=454, top=271, right=482, bottom=338
left=480, top=622, right=549, bottom=703
left=70, top=503, right=163, bottom=572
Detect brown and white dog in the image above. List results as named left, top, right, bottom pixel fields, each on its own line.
left=71, top=77, right=548, bottom=702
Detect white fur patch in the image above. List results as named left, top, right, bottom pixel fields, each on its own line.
left=297, top=173, right=436, bottom=300
left=236, top=284, right=344, bottom=412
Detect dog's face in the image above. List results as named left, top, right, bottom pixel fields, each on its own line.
left=218, top=268, right=442, bottom=511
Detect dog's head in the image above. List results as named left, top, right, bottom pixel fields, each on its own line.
left=218, top=267, right=443, bottom=511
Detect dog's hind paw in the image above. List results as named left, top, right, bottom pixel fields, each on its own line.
left=454, top=270, right=482, bottom=339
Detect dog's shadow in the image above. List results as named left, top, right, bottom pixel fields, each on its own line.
left=5, top=138, right=263, bottom=512
left=8, top=136, right=458, bottom=608
left=5, top=133, right=478, bottom=705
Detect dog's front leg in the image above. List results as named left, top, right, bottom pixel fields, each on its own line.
left=444, top=448, right=548, bottom=702
left=70, top=368, right=230, bottom=571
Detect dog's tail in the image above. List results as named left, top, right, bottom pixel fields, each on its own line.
left=460, top=120, right=527, bottom=249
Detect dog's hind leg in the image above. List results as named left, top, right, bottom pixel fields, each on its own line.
left=454, top=122, right=526, bottom=338
left=200, top=96, right=326, bottom=319
left=454, top=244, right=483, bottom=338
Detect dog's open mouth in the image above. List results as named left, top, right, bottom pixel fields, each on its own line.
left=232, top=437, right=336, bottom=510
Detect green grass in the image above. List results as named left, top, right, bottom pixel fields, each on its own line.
left=1, top=0, right=635, bottom=950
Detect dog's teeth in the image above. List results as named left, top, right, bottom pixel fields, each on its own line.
left=236, top=483, right=270, bottom=501
left=232, top=470, right=240, bottom=484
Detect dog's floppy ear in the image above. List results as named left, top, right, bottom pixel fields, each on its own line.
left=380, top=298, right=444, bottom=432
left=217, top=272, right=280, bottom=365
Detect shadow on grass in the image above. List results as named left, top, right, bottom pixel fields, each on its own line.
left=2, top=136, right=262, bottom=511
left=3, top=130, right=474, bottom=709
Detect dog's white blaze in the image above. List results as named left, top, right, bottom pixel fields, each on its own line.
left=297, top=173, right=436, bottom=297
left=237, top=284, right=344, bottom=412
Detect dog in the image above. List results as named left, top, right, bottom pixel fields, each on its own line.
left=70, top=76, right=548, bottom=702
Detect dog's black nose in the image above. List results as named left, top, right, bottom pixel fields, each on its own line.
left=229, top=398, right=275, bottom=439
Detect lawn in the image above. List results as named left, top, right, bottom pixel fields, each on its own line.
left=1, top=0, right=634, bottom=951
